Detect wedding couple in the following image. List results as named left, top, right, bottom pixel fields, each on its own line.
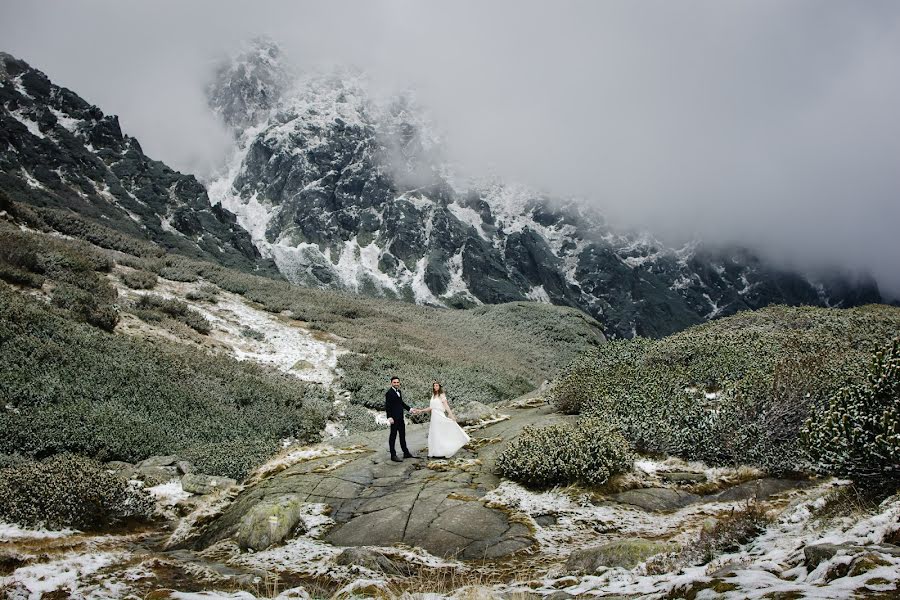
left=385, top=376, right=470, bottom=463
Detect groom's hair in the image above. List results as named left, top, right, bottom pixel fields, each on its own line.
left=390, top=376, right=400, bottom=382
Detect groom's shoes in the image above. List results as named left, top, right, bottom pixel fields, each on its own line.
left=403, top=452, right=419, bottom=459
left=390, top=455, right=403, bottom=463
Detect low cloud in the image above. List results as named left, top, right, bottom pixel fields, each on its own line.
left=2, top=0, right=898, bottom=298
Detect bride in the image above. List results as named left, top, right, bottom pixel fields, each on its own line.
left=419, top=381, right=470, bottom=458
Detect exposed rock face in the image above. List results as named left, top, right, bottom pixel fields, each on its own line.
left=179, top=404, right=573, bottom=560
left=234, top=494, right=307, bottom=551
left=206, top=43, right=885, bottom=339
left=0, top=52, right=277, bottom=275
left=206, top=37, right=293, bottom=132
left=181, top=473, right=237, bottom=495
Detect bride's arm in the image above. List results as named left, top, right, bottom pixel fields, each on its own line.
left=442, top=396, right=457, bottom=421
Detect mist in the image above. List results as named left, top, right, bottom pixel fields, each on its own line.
left=2, top=0, right=899, bottom=299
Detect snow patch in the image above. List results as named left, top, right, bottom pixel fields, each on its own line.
left=525, top=285, right=551, bottom=303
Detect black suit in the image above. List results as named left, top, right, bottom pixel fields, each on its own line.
left=385, top=387, right=411, bottom=457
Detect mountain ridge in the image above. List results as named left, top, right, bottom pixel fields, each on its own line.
left=0, top=51, right=278, bottom=275
left=203, top=40, right=884, bottom=338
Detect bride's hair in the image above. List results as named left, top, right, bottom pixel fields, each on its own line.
left=431, top=381, right=443, bottom=397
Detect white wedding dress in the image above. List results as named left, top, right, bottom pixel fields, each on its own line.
left=427, top=393, right=470, bottom=458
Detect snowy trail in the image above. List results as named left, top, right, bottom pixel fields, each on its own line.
left=114, top=274, right=346, bottom=386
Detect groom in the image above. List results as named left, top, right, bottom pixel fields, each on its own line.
left=385, top=376, right=418, bottom=462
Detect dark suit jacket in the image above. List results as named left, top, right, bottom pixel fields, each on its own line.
left=385, top=388, right=411, bottom=420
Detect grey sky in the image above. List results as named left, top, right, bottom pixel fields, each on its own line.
left=2, top=1, right=899, bottom=299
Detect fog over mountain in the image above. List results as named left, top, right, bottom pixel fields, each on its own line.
left=2, top=0, right=899, bottom=299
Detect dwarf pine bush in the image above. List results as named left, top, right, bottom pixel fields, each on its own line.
left=496, top=416, right=634, bottom=487
left=0, top=286, right=327, bottom=478
left=550, top=304, right=900, bottom=473
left=133, top=294, right=211, bottom=334
left=0, top=454, right=155, bottom=530
left=802, top=337, right=900, bottom=485
left=121, top=269, right=157, bottom=290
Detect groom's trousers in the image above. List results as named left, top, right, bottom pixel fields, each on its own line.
left=389, top=418, right=411, bottom=458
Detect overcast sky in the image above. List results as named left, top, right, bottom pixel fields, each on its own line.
left=2, top=1, right=899, bottom=299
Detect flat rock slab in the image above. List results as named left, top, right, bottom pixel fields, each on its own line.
left=611, top=488, right=702, bottom=512
left=186, top=403, right=571, bottom=560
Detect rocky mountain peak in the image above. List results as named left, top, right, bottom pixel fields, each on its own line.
left=206, top=36, right=293, bottom=133
left=201, top=43, right=884, bottom=338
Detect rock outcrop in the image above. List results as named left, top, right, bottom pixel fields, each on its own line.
left=178, top=402, right=572, bottom=560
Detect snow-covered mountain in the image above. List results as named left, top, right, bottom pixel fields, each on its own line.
left=0, top=52, right=275, bottom=274
left=205, top=40, right=883, bottom=338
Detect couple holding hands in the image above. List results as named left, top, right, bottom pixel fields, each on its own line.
left=384, top=376, right=470, bottom=462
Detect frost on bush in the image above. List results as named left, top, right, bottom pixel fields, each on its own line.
left=344, top=404, right=381, bottom=433
left=121, top=269, right=157, bottom=290
left=133, top=294, right=211, bottom=334
left=0, top=454, right=155, bottom=530
left=802, top=337, right=900, bottom=486
left=549, top=305, right=900, bottom=474
left=496, top=417, right=634, bottom=487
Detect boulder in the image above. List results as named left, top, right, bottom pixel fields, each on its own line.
left=181, top=473, right=237, bottom=495
left=455, top=401, right=497, bottom=426
left=136, top=455, right=180, bottom=469
left=566, top=539, right=679, bottom=573
left=714, top=478, right=807, bottom=502
left=804, top=543, right=842, bottom=570
left=659, top=471, right=707, bottom=483
left=105, top=461, right=135, bottom=479
left=611, top=488, right=701, bottom=511
left=136, top=465, right=179, bottom=486
left=235, top=494, right=307, bottom=551
left=176, top=460, right=194, bottom=475
left=334, top=547, right=403, bottom=575
left=805, top=543, right=900, bottom=572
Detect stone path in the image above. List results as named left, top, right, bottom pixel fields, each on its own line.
left=185, top=398, right=573, bottom=560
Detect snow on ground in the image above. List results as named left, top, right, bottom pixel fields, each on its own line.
left=483, top=477, right=900, bottom=600
left=0, top=551, right=127, bottom=599
left=0, top=522, right=77, bottom=540
left=115, top=275, right=345, bottom=386
left=248, top=443, right=369, bottom=483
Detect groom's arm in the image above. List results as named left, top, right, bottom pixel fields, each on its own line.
left=385, top=391, right=393, bottom=423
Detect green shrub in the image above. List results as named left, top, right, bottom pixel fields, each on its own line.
left=181, top=439, right=280, bottom=481
left=0, top=263, right=45, bottom=287
left=496, top=416, right=634, bottom=487
left=34, top=207, right=163, bottom=258
left=121, top=269, right=157, bottom=290
left=185, top=284, right=219, bottom=303
left=802, top=337, right=900, bottom=486
left=0, top=228, right=120, bottom=331
left=0, top=454, right=155, bottom=530
left=241, top=326, right=265, bottom=341
left=154, top=257, right=203, bottom=282
left=344, top=404, right=381, bottom=433
left=0, top=288, right=327, bottom=478
left=133, top=294, right=210, bottom=334
left=551, top=305, right=900, bottom=473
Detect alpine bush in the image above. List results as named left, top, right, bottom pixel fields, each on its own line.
left=121, top=269, right=158, bottom=290
left=551, top=304, right=900, bottom=473
left=496, top=416, right=634, bottom=487
left=0, top=287, right=327, bottom=478
left=802, top=336, right=900, bottom=486
left=0, top=454, right=155, bottom=530
left=133, top=294, right=211, bottom=334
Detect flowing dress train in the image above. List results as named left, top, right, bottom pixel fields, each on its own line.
left=427, top=393, right=470, bottom=458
